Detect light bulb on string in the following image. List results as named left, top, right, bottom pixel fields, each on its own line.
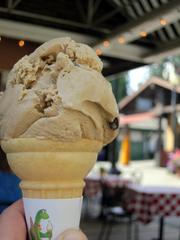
left=96, top=48, right=102, bottom=56
left=18, top=40, right=25, bottom=47
left=118, top=36, right=125, bottom=44
left=103, top=40, right=110, bottom=48
left=140, top=31, right=147, bottom=37
left=160, top=18, right=167, bottom=26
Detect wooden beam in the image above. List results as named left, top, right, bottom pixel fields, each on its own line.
left=0, top=18, right=97, bottom=44
left=0, top=7, right=110, bottom=34
left=0, top=19, right=151, bottom=63
left=143, top=38, right=180, bottom=63
left=94, top=0, right=180, bottom=62
left=99, top=43, right=150, bottom=62
left=162, top=104, right=180, bottom=114
left=97, top=0, right=180, bottom=44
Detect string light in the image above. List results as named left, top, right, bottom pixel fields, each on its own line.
left=160, top=18, right=167, bottom=26
left=0, top=36, right=2, bottom=42
left=140, top=31, right=147, bottom=37
left=18, top=40, right=25, bottom=47
left=103, top=40, right=110, bottom=48
left=96, top=48, right=102, bottom=56
left=118, top=36, right=125, bottom=44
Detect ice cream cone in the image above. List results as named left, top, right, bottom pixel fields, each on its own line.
left=0, top=37, right=119, bottom=239
left=1, top=138, right=102, bottom=239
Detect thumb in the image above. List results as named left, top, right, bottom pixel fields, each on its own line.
left=59, top=229, right=88, bottom=240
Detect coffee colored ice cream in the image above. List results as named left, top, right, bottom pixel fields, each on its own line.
left=0, top=38, right=119, bottom=145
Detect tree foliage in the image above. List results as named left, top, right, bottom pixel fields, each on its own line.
left=149, top=55, right=180, bottom=81
left=110, top=72, right=129, bottom=103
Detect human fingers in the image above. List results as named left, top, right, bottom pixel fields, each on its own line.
left=0, top=200, right=27, bottom=240
left=59, top=229, right=88, bottom=240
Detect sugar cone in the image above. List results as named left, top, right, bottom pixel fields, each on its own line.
left=1, top=138, right=102, bottom=239
left=1, top=138, right=102, bottom=198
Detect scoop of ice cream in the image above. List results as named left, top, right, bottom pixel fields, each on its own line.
left=0, top=38, right=119, bottom=145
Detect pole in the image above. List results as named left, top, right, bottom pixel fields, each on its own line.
left=109, top=139, right=121, bottom=175
left=171, top=87, right=177, bottom=151
left=157, top=115, right=163, bottom=167
left=109, top=78, right=120, bottom=175
left=155, top=87, right=164, bottom=167
left=158, top=216, right=164, bottom=240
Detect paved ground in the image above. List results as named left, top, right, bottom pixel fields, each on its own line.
left=80, top=217, right=180, bottom=240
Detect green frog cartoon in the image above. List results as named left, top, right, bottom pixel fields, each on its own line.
left=29, top=209, right=53, bottom=240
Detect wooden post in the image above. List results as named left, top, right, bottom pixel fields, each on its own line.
left=155, top=88, right=164, bottom=166
left=156, top=115, right=163, bottom=166
left=171, top=87, right=177, bottom=151
left=109, top=78, right=120, bottom=174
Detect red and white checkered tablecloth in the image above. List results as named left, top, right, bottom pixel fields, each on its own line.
left=124, top=185, right=180, bottom=223
left=84, top=175, right=130, bottom=198
left=84, top=179, right=101, bottom=198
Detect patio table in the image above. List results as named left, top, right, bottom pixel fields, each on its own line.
left=84, top=174, right=130, bottom=198
left=84, top=174, right=131, bottom=219
left=125, top=184, right=180, bottom=240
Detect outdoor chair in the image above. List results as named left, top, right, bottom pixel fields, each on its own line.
left=97, top=183, right=138, bottom=240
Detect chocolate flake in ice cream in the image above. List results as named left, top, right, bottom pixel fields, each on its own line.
left=0, top=38, right=119, bottom=145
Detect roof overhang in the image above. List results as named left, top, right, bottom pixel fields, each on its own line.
left=0, top=0, right=180, bottom=74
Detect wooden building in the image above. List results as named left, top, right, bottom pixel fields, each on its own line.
left=119, top=77, right=180, bottom=165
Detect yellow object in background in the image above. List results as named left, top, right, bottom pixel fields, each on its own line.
left=119, top=131, right=130, bottom=165
left=165, top=124, right=174, bottom=152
